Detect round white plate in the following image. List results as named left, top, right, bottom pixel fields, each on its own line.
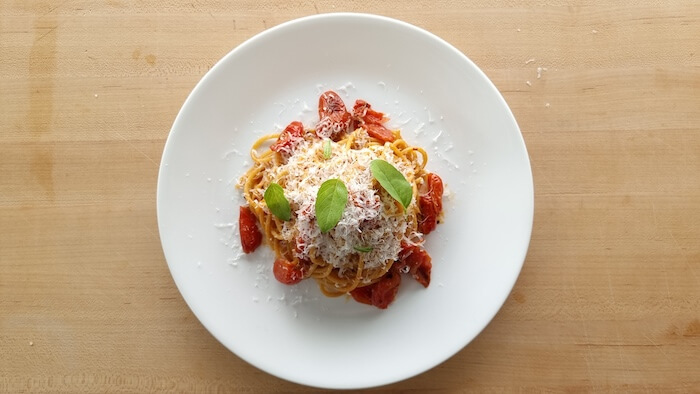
left=157, top=13, right=533, bottom=389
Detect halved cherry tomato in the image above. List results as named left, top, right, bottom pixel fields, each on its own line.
left=317, top=91, right=351, bottom=139
left=364, top=123, right=395, bottom=143
left=396, top=243, right=432, bottom=288
left=273, top=258, right=306, bottom=285
left=425, top=173, right=444, bottom=211
left=413, top=258, right=432, bottom=288
left=349, top=285, right=373, bottom=306
left=353, top=99, right=385, bottom=124
left=352, top=99, right=395, bottom=143
left=371, top=269, right=401, bottom=308
left=349, top=267, right=402, bottom=309
left=270, top=121, right=305, bottom=155
left=418, top=173, right=444, bottom=234
left=239, top=206, right=262, bottom=253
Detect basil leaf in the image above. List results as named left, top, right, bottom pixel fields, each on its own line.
left=264, top=182, right=291, bottom=221
left=315, top=179, right=348, bottom=233
left=353, top=245, right=373, bottom=253
left=370, top=159, right=413, bottom=209
left=323, top=139, right=332, bottom=159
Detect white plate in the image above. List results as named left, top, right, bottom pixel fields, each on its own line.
left=157, top=13, right=533, bottom=389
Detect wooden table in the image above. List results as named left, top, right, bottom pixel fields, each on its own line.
left=2, top=1, right=698, bottom=391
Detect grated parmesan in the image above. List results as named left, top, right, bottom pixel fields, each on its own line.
left=266, top=135, right=421, bottom=270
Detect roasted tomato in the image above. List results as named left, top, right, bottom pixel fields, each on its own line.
left=413, top=259, right=432, bottom=288
left=239, top=206, right=262, bottom=253
left=352, top=99, right=395, bottom=143
left=352, top=99, right=385, bottom=124
left=270, top=121, right=305, bottom=156
left=364, top=123, right=395, bottom=143
left=418, top=173, right=444, bottom=235
left=396, top=243, right=432, bottom=287
left=317, top=91, right=351, bottom=139
left=350, top=267, right=402, bottom=309
left=273, top=258, right=306, bottom=285
left=349, top=285, right=373, bottom=306
left=370, top=268, right=402, bottom=308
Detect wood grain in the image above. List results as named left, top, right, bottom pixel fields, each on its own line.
left=1, top=1, right=698, bottom=392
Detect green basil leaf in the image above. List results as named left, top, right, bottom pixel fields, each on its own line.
left=315, top=179, right=348, bottom=233
left=323, top=139, right=332, bottom=159
left=370, top=159, right=413, bottom=209
left=264, top=182, right=291, bottom=221
left=353, top=245, right=373, bottom=253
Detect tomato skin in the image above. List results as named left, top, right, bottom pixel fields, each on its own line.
left=413, top=257, right=432, bottom=288
left=352, top=99, right=395, bottom=143
left=349, top=267, right=402, bottom=309
left=270, top=121, right=305, bottom=155
left=371, top=268, right=401, bottom=309
left=352, top=99, right=385, bottom=124
left=418, top=195, right=438, bottom=234
left=349, top=285, right=373, bottom=305
left=418, top=173, right=444, bottom=235
left=364, top=123, right=395, bottom=143
left=273, top=258, right=306, bottom=285
left=396, top=243, right=432, bottom=287
left=317, top=91, right=351, bottom=139
left=319, top=91, right=348, bottom=120
left=426, top=174, right=444, bottom=211
left=239, top=206, right=262, bottom=253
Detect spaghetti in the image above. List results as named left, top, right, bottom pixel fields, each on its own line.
left=238, top=91, right=444, bottom=308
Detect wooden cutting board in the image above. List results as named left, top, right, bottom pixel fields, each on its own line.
left=1, top=1, right=698, bottom=391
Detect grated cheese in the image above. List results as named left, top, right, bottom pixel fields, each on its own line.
left=268, top=133, right=420, bottom=270
left=315, top=116, right=350, bottom=139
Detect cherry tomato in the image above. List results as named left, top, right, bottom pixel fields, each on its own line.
left=370, top=268, right=401, bottom=309
left=349, top=267, right=402, bottom=309
left=270, top=121, right=305, bottom=155
left=317, top=91, right=351, bottom=139
left=418, top=173, right=444, bottom=234
left=273, top=258, right=306, bottom=285
left=352, top=99, right=385, bottom=124
left=349, top=285, right=373, bottom=306
left=396, top=243, right=432, bottom=288
left=239, top=206, right=262, bottom=253
left=351, top=99, right=395, bottom=143
left=364, top=123, right=395, bottom=143
left=413, top=256, right=432, bottom=288
left=426, top=173, right=444, bottom=211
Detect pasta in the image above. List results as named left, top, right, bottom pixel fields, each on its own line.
left=237, top=91, right=444, bottom=308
